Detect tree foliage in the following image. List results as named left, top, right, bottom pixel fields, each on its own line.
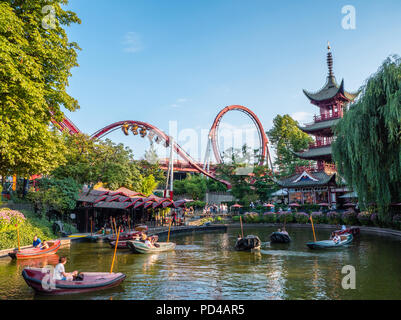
left=333, top=56, right=401, bottom=220
left=267, top=114, right=313, bottom=177
left=0, top=1, right=81, bottom=176
left=52, top=134, right=142, bottom=191
left=27, top=177, right=81, bottom=215
left=174, top=174, right=207, bottom=200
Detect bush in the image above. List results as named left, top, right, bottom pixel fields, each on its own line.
left=243, top=212, right=259, bottom=223
left=0, top=209, right=56, bottom=250
left=342, top=210, right=358, bottom=225
left=263, top=212, right=277, bottom=223
left=357, top=211, right=371, bottom=226
left=277, top=211, right=294, bottom=223
left=327, top=211, right=342, bottom=225
left=311, top=211, right=326, bottom=224
left=295, top=212, right=309, bottom=224
left=232, top=215, right=240, bottom=222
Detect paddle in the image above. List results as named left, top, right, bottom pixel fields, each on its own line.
left=310, top=215, right=317, bottom=242
left=240, top=216, right=244, bottom=238
left=16, top=224, right=21, bottom=251
left=167, top=216, right=172, bottom=243
left=110, top=226, right=121, bottom=274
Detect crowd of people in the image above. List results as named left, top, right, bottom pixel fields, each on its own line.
left=202, top=203, right=229, bottom=216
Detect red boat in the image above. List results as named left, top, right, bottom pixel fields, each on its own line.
left=9, top=240, right=61, bottom=260
left=22, top=267, right=126, bottom=295
left=334, top=227, right=360, bottom=237
left=108, top=240, right=130, bottom=249
left=107, top=231, right=142, bottom=242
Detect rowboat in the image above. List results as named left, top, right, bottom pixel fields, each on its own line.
left=334, top=227, right=360, bottom=237
left=9, top=240, right=61, bottom=260
left=109, top=235, right=158, bottom=250
left=22, top=267, right=126, bottom=295
left=235, top=235, right=261, bottom=251
left=270, top=232, right=291, bottom=244
left=127, top=240, right=176, bottom=254
left=307, top=234, right=353, bottom=249
left=107, top=231, right=142, bottom=242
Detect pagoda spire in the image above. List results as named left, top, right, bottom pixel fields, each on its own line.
left=327, top=41, right=334, bottom=78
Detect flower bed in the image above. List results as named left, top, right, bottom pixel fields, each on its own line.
left=327, top=211, right=342, bottom=225
left=277, top=211, right=294, bottom=223
left=295, top=212, right=309, bottom=224
left=342, top=209, right=358, bottom=225
left=263, top=212, right=277, bottom=223
left=311, top=211, right=326, bottom=224
left=357, top=211, right=371, bottom=226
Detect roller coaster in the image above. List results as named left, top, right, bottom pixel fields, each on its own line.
left=54, top=105, right=272, bottom=189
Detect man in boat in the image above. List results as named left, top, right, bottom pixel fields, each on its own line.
left=54, top=257, right=78, bottom=281
left=32, top=235, right=42, bottom=248
left=333, top=234, right=341, bottom=244
left=281, top=228, right=289, bottom=236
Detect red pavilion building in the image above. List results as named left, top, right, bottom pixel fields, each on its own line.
left=278, top=44, right=360, bottom=205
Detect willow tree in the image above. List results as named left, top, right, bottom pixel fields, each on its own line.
left=0, top=1, right=80, bottom=177
left=333, top=56, right=401, bottom=221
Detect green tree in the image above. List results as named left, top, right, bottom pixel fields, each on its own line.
left=174, top=174, right=207, bottom=200
left=267, top=115, right=313, bottom=177
left=139, top=174, right=158, bottom=196
left=333, top=56, right=401, bottom=221
left=27, top=177, right=81, bottom=217
left=52, top=134, right=142, bottom=191
left=0, top=1, right=81, bottom=177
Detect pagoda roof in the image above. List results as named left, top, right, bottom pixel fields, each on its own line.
left=278, top=171, right=336, bottom=188
left=303, top=44, right=360, bottom=103
left=299, top=118, right=340, bottom=133
left=294, top=146, right=332, bottom=159
left=303, top=76, right=359, bottom=103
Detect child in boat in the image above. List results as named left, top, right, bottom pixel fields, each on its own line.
left=40, top=240, right=49, bottom=250
left=54, top=257, right=78, bottom=281
left=33, top=235, right=41, bottom=248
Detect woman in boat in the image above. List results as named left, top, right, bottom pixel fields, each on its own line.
left=54, top=257, right=78, bottom=281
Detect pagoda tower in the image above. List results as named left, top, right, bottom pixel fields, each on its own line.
left=278, top=44, right=360, bottom=205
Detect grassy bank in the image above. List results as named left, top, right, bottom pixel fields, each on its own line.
left=0, top=208, right=57, bottom=250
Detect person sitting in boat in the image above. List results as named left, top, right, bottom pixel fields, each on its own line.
left=333, top=234, right=341, bottom=244
left=32, top=235, right=41, bottom=248
left=237, top=234, right=242, bottom=242
left=341, top=225, right=347, bottom=231
left=54, top=257, right=78, bottom=281
left=40, top=240, right=49, bottom=250
left=140, top=233, right=148, bottom=243
left=281, top=228, right=289, bottom=236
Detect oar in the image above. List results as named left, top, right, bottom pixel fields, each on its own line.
left=310, top=215, right=317, bottom=242
left=167, top=217, right=172, bottom=243
left=239, top=215, right=244, bottom=237
left=110, top=226, right=121, bottom=274
left=16, top=224, right=21, bottom=251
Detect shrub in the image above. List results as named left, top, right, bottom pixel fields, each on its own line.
left=232, top=216, right=240, bottom=222
left=0, top=208, right=26, bottom=232
left=357, top=211, right=371, bottom=226
left=392, top=214, right=401, bottom=230
left=277, top=211, right=294, bottom=223
left=327, top=211, right=342, bottom=225
left=295, top=212, right=309, bottom=224
left=0, top=209, right=56, bottom=250
left=244, top=212, right=259, bottom=223
left=263, top=212, right=277, bottom=223
left=342, top=210, right=358, bottom=226
left=311, top=211, right=326, bottom=224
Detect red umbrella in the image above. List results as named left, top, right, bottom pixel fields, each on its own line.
left=289, top=203, right=300, bottom=207
left=263, top=204, right=275, bottom=207
left=231, top=204, right=243, bottom=208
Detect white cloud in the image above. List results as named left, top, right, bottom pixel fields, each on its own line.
left=169, top=98, right=189, bottom=108
left=291, top=111, right=314, bottom=124
left=123, top=32, right=144, bottom=53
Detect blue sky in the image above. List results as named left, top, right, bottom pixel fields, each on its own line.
left=64, top=0, right=401, bottom=162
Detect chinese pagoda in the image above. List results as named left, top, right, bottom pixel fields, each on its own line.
left=278, top=44, right=360, bottom=205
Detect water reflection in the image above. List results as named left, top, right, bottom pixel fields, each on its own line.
left=1, top=227, right=401, bottom=300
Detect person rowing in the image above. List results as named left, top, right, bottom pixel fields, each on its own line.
left=32, top=235, right=41, bottom=248
left=333, top=234, right=341, bottom=244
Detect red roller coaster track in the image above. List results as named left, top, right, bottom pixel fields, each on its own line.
left=53, top=105, right=271, bottom=189
left=207, top=105, right=271, bottom=167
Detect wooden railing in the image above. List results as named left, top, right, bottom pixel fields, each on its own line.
left=313, top=111, right=341, bottom=123
left=309, top=137, right=334, bottom=149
